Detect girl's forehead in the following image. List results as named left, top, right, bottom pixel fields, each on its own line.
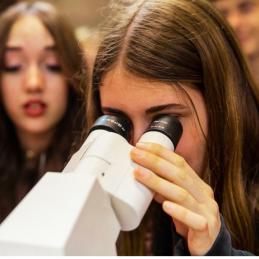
left=100, top=69, right=202, bottom=113
left=7, top=15, right=54, bottom=47
left=102, top=66, right=195, bottom=96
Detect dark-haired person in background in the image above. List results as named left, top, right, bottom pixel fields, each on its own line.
left=0, top=1, right=87, bottom=222
left=212, top=0, right=259, bottom=86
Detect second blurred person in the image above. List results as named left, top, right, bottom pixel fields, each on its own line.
left=0, top=2, right=87, bottom=222
left=213, top=0, right=259, bottom=85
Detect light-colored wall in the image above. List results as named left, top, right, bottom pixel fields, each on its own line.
left=19, top=0, right=111, bottom=28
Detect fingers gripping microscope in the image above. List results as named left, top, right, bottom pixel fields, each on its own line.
left=0, top=114, right=182, bottom=255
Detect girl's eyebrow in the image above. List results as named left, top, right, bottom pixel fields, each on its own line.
left=45, top=45, right=57, bottom=52
left=102, top=107, right=129, bottom=118
left=145, top=103, right=188, bottom=114
left=4, top=46, right=22, bottom=52
left=102, top=103, right=188, bottom=116
left=4, top=45, right=57, bottom=53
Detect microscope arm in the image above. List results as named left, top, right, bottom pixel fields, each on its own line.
left=0, top=171, right=120, bottom=255
left=0, top=129, right=174, bottom=255
left=0, top=130, right=147, bottom=255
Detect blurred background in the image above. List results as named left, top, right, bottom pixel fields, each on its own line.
left=0, top=0, right=111, bottom=28
left=0, top=0, right=112, bottom=68
left=0, top=0, right=111, bottom=53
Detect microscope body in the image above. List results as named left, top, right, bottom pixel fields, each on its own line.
left=0, top=115, right=182, bottom=255
left=63, top=128, right=175, bottom=231
left=0, top=168, right=120, bottom=255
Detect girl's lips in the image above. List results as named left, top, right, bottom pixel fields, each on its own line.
left=23, top=100, right=47, bottom=117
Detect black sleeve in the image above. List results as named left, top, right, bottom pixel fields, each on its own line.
left=174, top=214, right=254, bottom=256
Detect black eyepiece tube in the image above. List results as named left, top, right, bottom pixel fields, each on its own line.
left=145, top=115, right=183, bottom=148
left=90, top=115, right=132, bottom=141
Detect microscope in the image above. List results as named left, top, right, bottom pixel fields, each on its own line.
left=0, top=114, right=182, bottom=255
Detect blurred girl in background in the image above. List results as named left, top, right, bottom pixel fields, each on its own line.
left=0, top=1, right=87, bottom=222
left=212, top=0, right=259, bottom=85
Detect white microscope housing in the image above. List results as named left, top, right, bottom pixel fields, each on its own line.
left=0, top=114, right=182, bottom=255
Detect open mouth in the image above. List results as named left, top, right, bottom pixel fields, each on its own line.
left=23, top=100, right=47, bottom=117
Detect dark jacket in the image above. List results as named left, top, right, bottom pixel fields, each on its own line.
left=174, top=215, right=254, bottom=256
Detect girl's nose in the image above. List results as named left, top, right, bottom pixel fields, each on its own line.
left=24, top=64, right=44, bottom=92
left=228, top=11, right=242, bottom=31
left=129, top=121, right=149, bottom=146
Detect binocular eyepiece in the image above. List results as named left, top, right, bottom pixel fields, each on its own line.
left=90, top=114, right=132, bottom=140
left=91, top=114, right=183, bottom=149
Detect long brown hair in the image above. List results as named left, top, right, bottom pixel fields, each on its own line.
left=87, top=0, right=259, bottom=254
left=0, top=2, right=87, bottom=221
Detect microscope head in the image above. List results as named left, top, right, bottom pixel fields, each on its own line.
left=86, top=114, right=183, bottom=230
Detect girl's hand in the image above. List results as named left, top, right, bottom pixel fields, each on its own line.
left=130, top=142, right=221, bottom=256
